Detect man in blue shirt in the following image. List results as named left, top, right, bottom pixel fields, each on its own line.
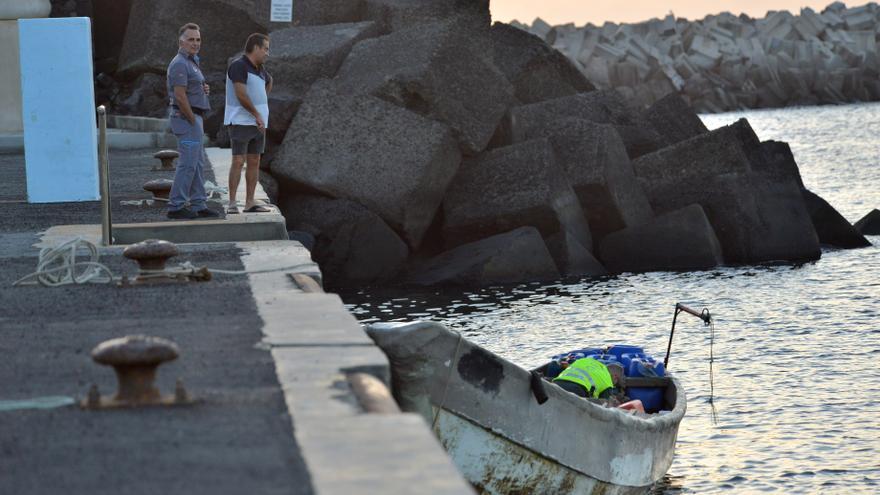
left=166, top=22, right=220, bottom=220
left=224, top=33, right=273, bottom=214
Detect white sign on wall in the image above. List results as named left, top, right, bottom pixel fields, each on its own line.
left=270, top=0, right=292, bottom=22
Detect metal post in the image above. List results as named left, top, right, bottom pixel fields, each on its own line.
left=97, top=105, right=112, bottom=245
left=664, top=302, right=712, bottom=368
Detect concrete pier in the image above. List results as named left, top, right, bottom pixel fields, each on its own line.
left=0, top=147, right=474, bottom=494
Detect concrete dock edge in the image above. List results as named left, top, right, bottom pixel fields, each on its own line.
left=238, top=240, right=475, bottom=494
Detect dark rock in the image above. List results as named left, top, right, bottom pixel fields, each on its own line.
left=442, top=138, right=593, bottom=273
left=405, top=227, right=560, bottom=286
left=504, top=90, right=665, bottom=158
left=854, top=209, right=880, bottom=235
left=632, top=119, right=821, bottom=263
left=489, top=22, right=595, bottom=105
left=544, top=230, right=607, bottom=277
left=509, top=117, right=653, bottom=243
left=201, top=90, right=228, bottom=142
left=751, top=140, right=806, bottom=187
left=279, top=194, right=409, bottom=286
left=292, top=0, right=366, bottom=26
left=364, top=0, right=490, bottom=32
left=270, top=21, right=381, bottom=94
left=266, top=94, right=301, bottom=144
left=287, top=230, right=316, bottom=252
left=332, top=19, right=515, bottom=155
left=259, top=171, right=279, bottom=205
left=91, top=0, right=133, bottom=73
left=598, top=204, right=724, bottom=273
left=644, top=92, right=709, bottom=146
left=117, top=0, right=266, bottom=77
left=265, top=22, right=381, bottom=142
left=271, top=82, right=461, bottom=249
left=117, top=73, right=168, bottom=118
left=802, top=189, right=871, bottom=248
left=94, top=72, right=122, bottom=108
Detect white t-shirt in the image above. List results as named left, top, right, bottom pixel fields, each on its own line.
left=223, top=55, right=271, bottom=127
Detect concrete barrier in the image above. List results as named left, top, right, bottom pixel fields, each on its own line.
left=516, top=3, right=880, bottom=111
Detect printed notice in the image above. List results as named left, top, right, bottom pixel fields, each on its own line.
left=270, top=0, right=293, bottom=22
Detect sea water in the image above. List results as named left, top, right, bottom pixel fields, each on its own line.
left=343, top=102, right=880, bottom=494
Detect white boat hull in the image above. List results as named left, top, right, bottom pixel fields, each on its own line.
left=366, top=321, right=686, bottom=494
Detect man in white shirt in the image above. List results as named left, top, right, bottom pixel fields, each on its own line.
left=223, top=33, right=272, bottom=213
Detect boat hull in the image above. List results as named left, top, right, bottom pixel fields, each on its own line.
left=366, top=321, right=686, bottom=494
left=435, top=408, right=652, bottom=495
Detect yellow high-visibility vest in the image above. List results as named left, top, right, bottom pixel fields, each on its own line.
left=553, top=358, right=614, bottom=398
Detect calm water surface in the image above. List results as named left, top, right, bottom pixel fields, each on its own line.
left=342, top=103, right=880, bottom=494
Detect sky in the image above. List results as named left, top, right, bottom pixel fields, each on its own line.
left=490, top=1, right=856, bottom=26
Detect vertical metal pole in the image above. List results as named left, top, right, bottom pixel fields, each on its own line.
left=664, top=307, right=681, bottom=369
left=97, top=106, right=112, bottom=245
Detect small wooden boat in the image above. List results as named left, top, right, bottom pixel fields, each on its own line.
left=366, top=321, right=686, bottom=495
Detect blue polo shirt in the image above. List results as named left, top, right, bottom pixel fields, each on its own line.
left=223, top=54, right=271, bottom=127
left=167, top=49, right=210, bottom=111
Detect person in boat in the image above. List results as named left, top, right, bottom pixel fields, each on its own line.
left=553, top=357, right=626, bottom=402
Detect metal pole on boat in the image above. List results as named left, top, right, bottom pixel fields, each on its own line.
left=664, top=303, right=711, bottom=368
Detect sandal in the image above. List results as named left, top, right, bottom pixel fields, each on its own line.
left=244, top=205, right=272, bottom=213
left=227, top=205, right=240, bottom=214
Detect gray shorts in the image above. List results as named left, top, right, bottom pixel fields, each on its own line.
left=229, top=125, right=266, bottom=155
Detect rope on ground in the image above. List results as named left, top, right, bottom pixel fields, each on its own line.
left=12, top=237, right=116, bottom=287
left=12, top=238, right=318, bottom=287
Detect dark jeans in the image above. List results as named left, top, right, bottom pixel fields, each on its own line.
left=556, top=379, right=589, bottom=398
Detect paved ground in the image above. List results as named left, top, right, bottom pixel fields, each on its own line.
left=0, top=150, right=225, bottom=234
left=0, top=150, right=312, bottom=494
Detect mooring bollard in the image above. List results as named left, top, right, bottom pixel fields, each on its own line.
left=83, top=335, right=192, bottom=409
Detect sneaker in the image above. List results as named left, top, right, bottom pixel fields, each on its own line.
left=167, top=208, right=198, bottom=220
left=195, top=208, right=221, bottom=219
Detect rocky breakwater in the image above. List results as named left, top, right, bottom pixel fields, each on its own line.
left=261, top=3, right=868, bottom=288
left=514, top=2, right=880, bottom=112
left=94, top=0, right=870, bottom=288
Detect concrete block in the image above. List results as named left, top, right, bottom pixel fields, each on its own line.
left=802, top=189, right=871, bottom=248
left=510, top=118, right=653, bottom=242
left=583, top=57, right=611, bottom=87
left=292, top=413, right=475, bottom=494
left=111, top=210, right=289, bottom=244
left=118, top=0, right=265, bottom=76
left=489, top=22, right=594, bottom=105
left=854, top=209, right=880, bottom=235
left=506, top=90, right=665, bottom=158
left=442, top=139, right=593, bottom=259
left=364, top=0, right=490, bottom=32
left=333, top=19, right=515, bottom=155
left=544, top=229, right=607, bottom=276
left=530, top=17, right=553, bottom=41
left=644, top=92, right=709, bottom=146
left=261, top=293, right=374, bottom=346
left=598, top=204, right=723, bottom=273
left=843, top=10, right=875, bottom=31
left=270, top=21, right=381, bottom=97
left=272, top=82, right=461, bottom=250
left=632, top=119, right=821, bottom=263
left=278, top=194, right=409, bottom=286
left=406, top=226, right=562, bottom=286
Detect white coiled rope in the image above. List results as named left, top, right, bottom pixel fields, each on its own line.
left=12, top=237, right=116, bottom=287
left=12, top=237, right=317, bottom=287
